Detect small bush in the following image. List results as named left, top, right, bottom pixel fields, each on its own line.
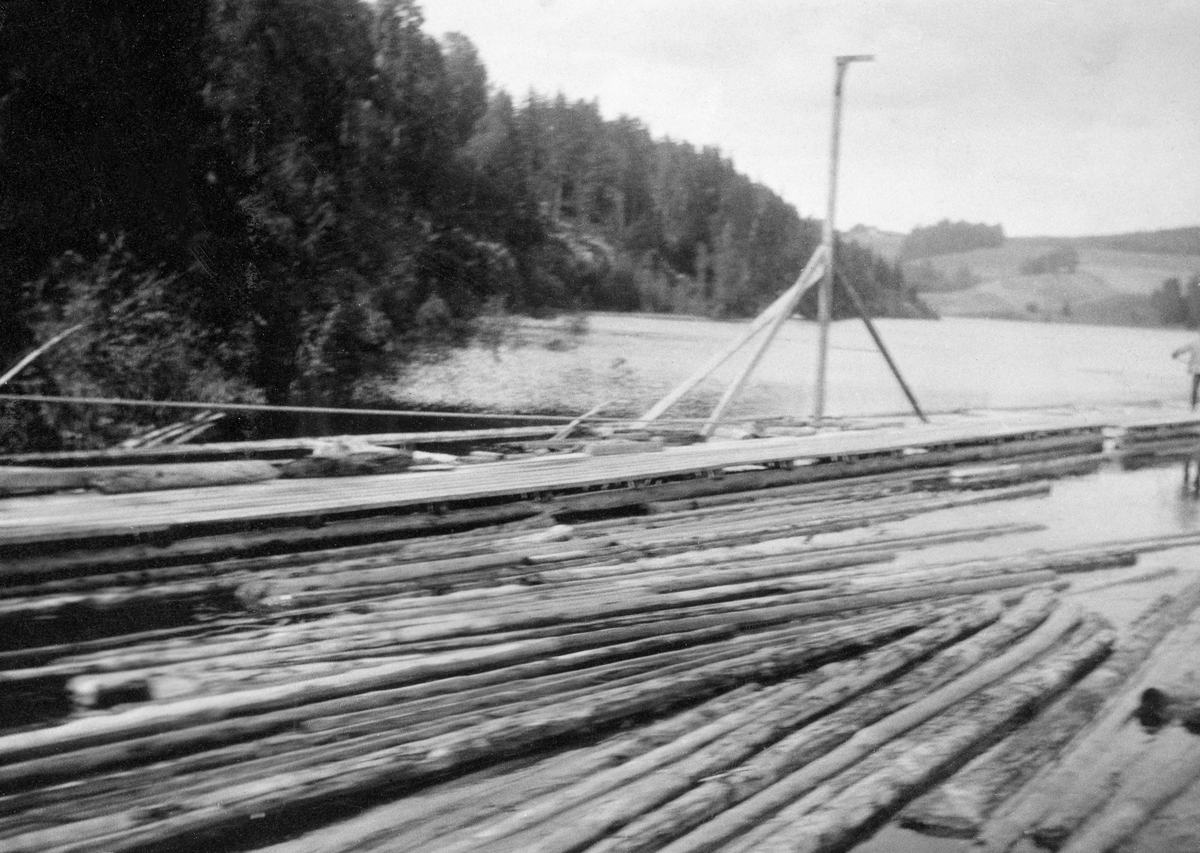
left=21, top=238, right=263, bottom=448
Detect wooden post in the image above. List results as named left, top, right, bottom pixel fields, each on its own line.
left=813, top=55, right=872, bottom=422
left=836, top=269, right=928, bottom=423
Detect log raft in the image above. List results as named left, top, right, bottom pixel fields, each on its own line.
left=1, top=410, right=1200, bottom=852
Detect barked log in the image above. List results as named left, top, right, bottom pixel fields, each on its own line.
left=605, top=482, right=1052, bottom=554
left=0, top=630, right=800, bottom=831
left=0, top=608, right=925, bottom=779
left=901, top=583, right=1200, bottom=838
left=22, top=539, right=1065, bottom=691
left=1056, top=723, right=1200, bottom=853
left=0, top=622, right=761, bottom=789
left=56, top=618, right=732, bottom=713
left=427, top=601, right=1002, bottom=853
left=7, top=612, right=932, bottom=853
left=1094, top=746, right=1200, bottom=853
left=727, top=617, right=1115, bottom=853
left=256, top=685, right=770, bottom=853
left=0, top=646, right=796, bottom=841
left=420, top=681, right=814, bottom=853
left=976, top=582, right=1200, bottom=852
left=585, top=592, right=1060, bottom=853
left=33, top=538, right=1067, bottom=691
left=652, top=602, right=1086, bottom=853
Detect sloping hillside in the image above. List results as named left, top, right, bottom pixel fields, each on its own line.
left=903, top=237, right=1200, bottom=327
left=844, top=225, right=906, bottom=261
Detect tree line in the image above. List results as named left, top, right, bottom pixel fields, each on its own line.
left=0, top=0, right=919, bottom=449
left=1151, top=275, right=1200, bottom=327
left=1019, top=245, right=1079, bottom=275
left=900, top=220, right=1006, bottom=259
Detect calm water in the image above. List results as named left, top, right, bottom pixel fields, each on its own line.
left=390, top=312, right=1200, bottom=852
left=397, top=314, right=1197, bottom=421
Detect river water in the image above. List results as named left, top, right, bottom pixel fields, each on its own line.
left=395, top=313, right=1198, bottom=421
left=399, top=312, right=1200, bottom=852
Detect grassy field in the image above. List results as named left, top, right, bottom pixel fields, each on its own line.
left=847, top=229, right=1200, bottom=327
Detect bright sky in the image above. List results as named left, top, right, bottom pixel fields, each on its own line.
left=419, top=0, right=1200, bottom=238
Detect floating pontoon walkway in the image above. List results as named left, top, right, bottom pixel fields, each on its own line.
left=0, top=415, right=1118, bottom=549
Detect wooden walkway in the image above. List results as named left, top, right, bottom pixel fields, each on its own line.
left=0, top=415, right=1114, bottom=548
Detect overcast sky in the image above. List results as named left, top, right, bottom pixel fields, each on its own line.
left=419, top=0, right=1199, bottom=238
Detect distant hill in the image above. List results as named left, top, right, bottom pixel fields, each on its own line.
left=897, top=233, right=1200, bottom=328
left=844, top=225, right=906, bottom=261
left=1071, top=226, right=1200, bottom=257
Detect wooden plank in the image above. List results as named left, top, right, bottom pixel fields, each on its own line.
left=0, top=421, right=1105, bottom=549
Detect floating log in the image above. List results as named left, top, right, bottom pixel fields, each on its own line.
left=0, top=607, right=922, bottom=775
left=428, top=601, right=1001, bottom=853
left=723, top=617, right=1114, bottom=853
left=652, top=602, right=1086, bottom=853
left=902, top=582, right=1200, bottom=837
left=0, top=628, right=791, bottom=818
left=1055, top=724, right=1200, bottom=853
left=0, top=633, right=794, bottom=832
left=3, top=613, right=929, bottom=853
left=975, top=579, right=1200, bottom=852
left=1104, top=752, right=1200, bottom=853
left=587, top=592, right=1058, bottom=853
left=256, top=685, right=769, bottom=853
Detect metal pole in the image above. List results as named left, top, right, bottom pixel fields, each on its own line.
left=834, top=268, right=928, bottom=422
left=812, top=54, right=873, bottom=421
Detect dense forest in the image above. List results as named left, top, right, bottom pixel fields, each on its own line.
left=0, top=0, right=919, bottom=449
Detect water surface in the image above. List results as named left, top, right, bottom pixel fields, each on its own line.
left=397, top=314, right=1196, bottom=421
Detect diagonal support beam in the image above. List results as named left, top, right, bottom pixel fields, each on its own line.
left=633, top=245, right=829, bottom=428
left=699, top=246, right=831, bottom=436
left=836, top=268, right=928, bottom=423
